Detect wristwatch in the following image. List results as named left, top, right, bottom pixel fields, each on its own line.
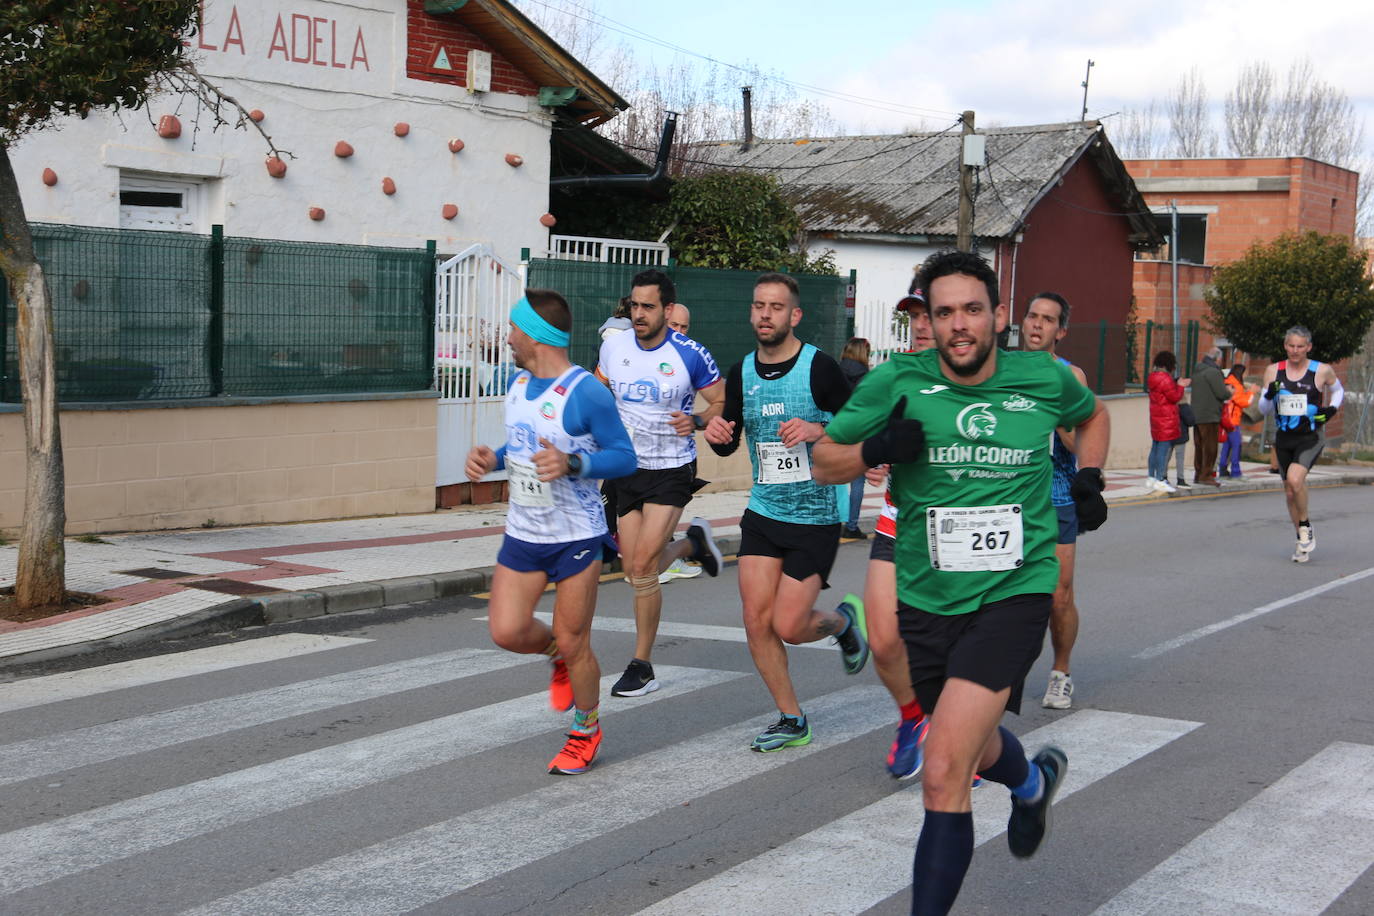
left=566, top=453, right=583, bottom=476
left=692, top=414, right=707, bottom=430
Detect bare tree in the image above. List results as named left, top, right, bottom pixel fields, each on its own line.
left=1224, top=61, right=1273, bottom=155
left=1112, top=102, right=1163, bottom=158
left=1167, top=67, right=1218, bottom=157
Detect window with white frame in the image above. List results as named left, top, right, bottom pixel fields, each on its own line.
left=118, top=174, right=204, bottom=232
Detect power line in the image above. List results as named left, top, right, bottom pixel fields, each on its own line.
left=518, top=0, right=963, bottom=122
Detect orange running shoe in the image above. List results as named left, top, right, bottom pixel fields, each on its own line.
left=548, top=728, right=602, bottom=775
left=549, top=657, right=573, bottom=712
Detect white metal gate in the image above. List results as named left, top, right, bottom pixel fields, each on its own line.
left=855, top=301, right=912, bottom=366
left=434, top=244, right=525, bottom=487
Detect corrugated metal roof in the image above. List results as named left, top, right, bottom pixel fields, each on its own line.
left=686, top=121, right=1139, bottom=240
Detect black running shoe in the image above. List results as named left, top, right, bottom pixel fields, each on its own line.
left=685, top=516, right=723, bottom=577
left=1007, top=746, right=1068, bottom=859
left=610, top=659, right=660, bottom=697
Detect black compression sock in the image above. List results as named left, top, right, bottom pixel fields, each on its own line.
left=911, top=810, right=974, bottom=915
left=978, top=725, right=1030, bottom=788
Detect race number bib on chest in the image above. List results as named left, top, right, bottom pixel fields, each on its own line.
left=926, top=504, right=1024, bottom=572
left=1277, top=391, right=1307, bottom=417
left=755, top=441, right=811, bottom=484
left=506, top=457, right=553, bottom=507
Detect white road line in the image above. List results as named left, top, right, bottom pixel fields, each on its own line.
left=0, top=665, right=741, bottom=895
left=0, top=634, right=369, bottom=714
left=1136, top=564, right=1374, bottom=659
left=184, top=685, right=894, bottom=916
left=639, top=710, right=1202, bottom=915
left=1093, top=741, right=1374, bottom=915
left=0, top=647, right=534, bottom=787
left=495, top=612, right=839, bottom=652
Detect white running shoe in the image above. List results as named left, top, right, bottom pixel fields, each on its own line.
left=1042, top=670, right=1073, bottom=709
left=1154, top=479, right=1177, bottom=494
left=1297, top=524, right=1314, bottom=555
left=658, top=557, right=703, bottom=584
left=1292, top=547, right=1310, bottom=563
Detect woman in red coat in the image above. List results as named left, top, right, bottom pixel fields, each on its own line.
left=1147, top=350, right=1190, bottom=493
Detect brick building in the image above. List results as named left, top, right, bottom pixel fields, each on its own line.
left=1124, top=156, right=1360, bottom=358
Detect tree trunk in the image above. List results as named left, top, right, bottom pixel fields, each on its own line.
left=0, top=146, right=67, bottom=608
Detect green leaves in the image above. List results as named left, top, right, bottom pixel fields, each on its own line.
left=1206, top=231, right=1374, bottom=362
left=665, top=172, right=835, bottom=274
left=1, top=0, right=198, bottom=143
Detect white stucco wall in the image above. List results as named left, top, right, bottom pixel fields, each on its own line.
left=8, top=0, right=554, bottom=264
left=820, top=237, right=940, bottom=352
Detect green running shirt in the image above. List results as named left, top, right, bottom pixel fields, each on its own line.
left=825, top=349, right=1096, bottom=615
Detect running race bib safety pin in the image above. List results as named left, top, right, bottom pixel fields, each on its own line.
left=927, top=504, right=1024, bottom=572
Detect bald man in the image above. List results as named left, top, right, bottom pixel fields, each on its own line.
left=667, top=302, right=692, bottom=335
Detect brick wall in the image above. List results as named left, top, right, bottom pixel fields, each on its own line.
left=405, top=0, right=538, bottom=95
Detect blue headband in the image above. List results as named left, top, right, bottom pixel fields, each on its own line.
left=510, top=297, right=570, bottom=347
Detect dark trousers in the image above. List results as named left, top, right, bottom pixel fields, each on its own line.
left=1193, top=423, right=1220, bottom=483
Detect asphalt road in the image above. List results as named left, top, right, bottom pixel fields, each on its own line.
left=1, top=484, right=1372, bottom=915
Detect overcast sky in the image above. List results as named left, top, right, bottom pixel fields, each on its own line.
left=521, top=0, right=1372, bottom=152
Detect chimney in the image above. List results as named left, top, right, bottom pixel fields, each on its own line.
left=741, top=86, right=754, bottom=151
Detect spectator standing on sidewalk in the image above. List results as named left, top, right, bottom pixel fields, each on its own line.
left=1146, top=351, right=1190, bottom=493
left=1218, top=363, right=1255, bottom=478
left=838, top=336, right=872, bottom=540
left=1190, top=346, right=1230, bottom=487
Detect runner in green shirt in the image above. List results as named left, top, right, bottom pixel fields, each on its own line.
left=814, top=250, right=1110, bottom=915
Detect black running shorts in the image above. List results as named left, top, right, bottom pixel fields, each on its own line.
left=612, top=463, right=696, bottom=515
left=1275, top=432, right=1323, bottom=477
left=738, top=508, right=841, bottom=588
left=898, top=593, right=1052, bottom=716
left=869, top=530, right=895, bottom=563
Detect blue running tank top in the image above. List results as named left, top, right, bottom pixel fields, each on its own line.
left=742, top=344, right=843, bottom=525
left=1049, top=356, right=1079, bottom=507
left=1274, top=360, right=1324, bottom=438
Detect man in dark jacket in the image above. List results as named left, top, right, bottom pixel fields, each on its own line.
left=1189, top=347, right=1230, bottom=486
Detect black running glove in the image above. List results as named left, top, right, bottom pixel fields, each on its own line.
left=1313, top=404, right=1338, bottom=425
left=1070, top=467, right=1108, bottom=532
left=861, top=395, right=925, bottom=467
left=1264, top=380, right=1281, bottom=400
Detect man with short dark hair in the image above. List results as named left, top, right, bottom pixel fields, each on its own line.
left=1189, top=346, right=1230, bottom=487
left=1019, top=292, right=1088, bottom=710
left=703, top=271, right=869, bottom=752
left=466, top=289, right=636, bottom=774
left=597, top=268, right=726, bottom=698
left=1259, top=325, right=1343, bottom=562
left=815, top=250, right=1110, bottom=914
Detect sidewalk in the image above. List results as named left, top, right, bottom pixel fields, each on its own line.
left=3, top=460, right=1371, bottom=670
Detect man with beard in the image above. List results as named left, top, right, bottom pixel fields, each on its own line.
left=814, top=250, right=1110, bottom=914
left=466, top=289, right=636, bottom=774
left=702, top=272, right=869, bottom=752
left=596, top=269, right=726, bottom=699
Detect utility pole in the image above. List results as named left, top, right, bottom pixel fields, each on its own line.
left=957, top=110, right=975, bottom=252
left=1080, top=59, right=1095, bottom=121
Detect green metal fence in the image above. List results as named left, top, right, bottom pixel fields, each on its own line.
left=525, top=258, right=850, bottom=375
left=0, top=224, right=434, bottom=403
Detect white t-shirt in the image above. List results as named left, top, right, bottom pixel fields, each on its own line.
left=598, top=330, right=721, bottom=470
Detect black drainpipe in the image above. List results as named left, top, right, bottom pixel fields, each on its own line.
left=550, top=112, right=678, bottom=190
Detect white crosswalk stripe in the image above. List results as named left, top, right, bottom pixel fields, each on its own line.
left=0, top=664, right=742, bottom=895
left=0, top=647, right=533, bottom=787
left=1093, top=741, right=1374, bottom=915
left=0, top=634, right=369, bottom=714
left=638, top=710, right=1201, bottom=915
left=183, top=685, right=894, bottom=916
left=3, top=633, right=1370, bottom=915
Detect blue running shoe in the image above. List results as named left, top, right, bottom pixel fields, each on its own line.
left=834, top=594, right=869, bottom=675
left=971, top=775, right=984, bottom=789
left=887, top=716, right=927, bottom=779
left=751, top=713, right=811, bottom=752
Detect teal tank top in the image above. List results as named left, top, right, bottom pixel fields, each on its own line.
left=743, top=344, right=843, bottom=525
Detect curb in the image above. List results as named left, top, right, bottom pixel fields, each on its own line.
left=0, top=534, right=748, bottom=673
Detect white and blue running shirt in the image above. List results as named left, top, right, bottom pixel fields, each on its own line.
left=598, top=330, right=721, bottom=470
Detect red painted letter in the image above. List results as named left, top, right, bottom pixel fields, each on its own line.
left=290, top=14, right=312, bottom=63
left=197, top=0, right=217, bottom=50
left=223, top=6, right=245, bottom=54
left=311, top=17, right=328, bottom=66
left=330, top=20, right=346, bottom=68
left=268, top=14, right=288, bottom=60
left=351, top=27, right=369, bottom=71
